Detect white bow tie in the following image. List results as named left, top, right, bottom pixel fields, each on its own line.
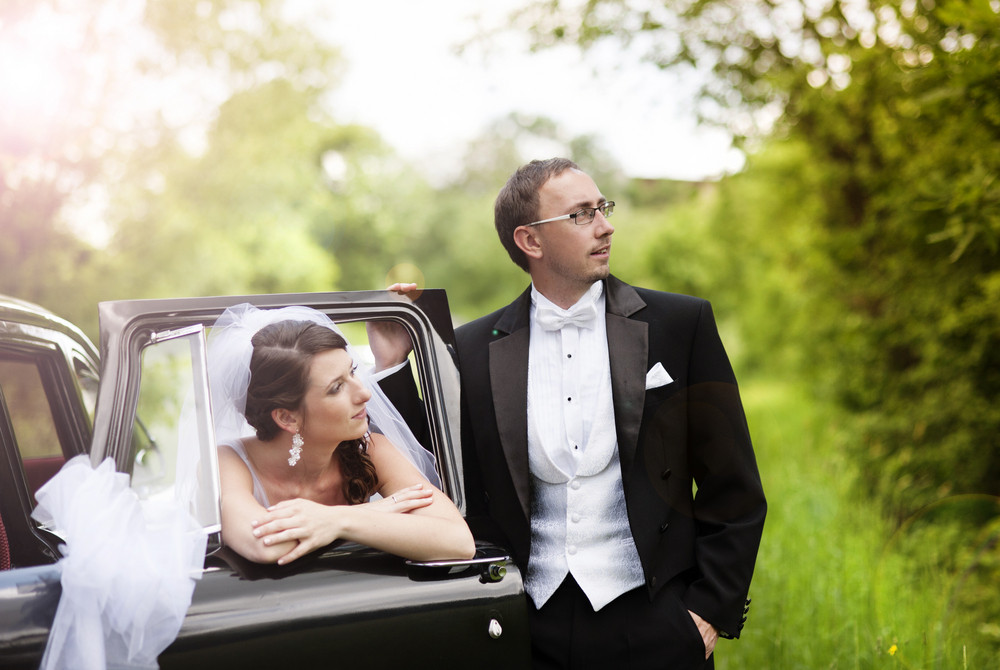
left=535, top=302, right=599, bottom=331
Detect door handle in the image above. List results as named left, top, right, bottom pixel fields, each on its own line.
left=405, top=550, right=511, bottom=583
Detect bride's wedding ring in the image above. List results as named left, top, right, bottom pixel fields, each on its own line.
left=391, top=495, right=397, bottom=503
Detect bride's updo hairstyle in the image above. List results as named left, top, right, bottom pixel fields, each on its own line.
left=244, top=320, right=378, bottom=503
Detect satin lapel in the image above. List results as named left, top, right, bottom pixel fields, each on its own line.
left=489, top=291, right=532, bottom=521
left=605, top=277, right=648, bottom=479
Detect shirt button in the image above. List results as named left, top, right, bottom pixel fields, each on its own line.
left=567, top=546, right=577, bottom=555
left=570, top=480, right=581, bottom=490
left=571, top=513, right=581, bottom=523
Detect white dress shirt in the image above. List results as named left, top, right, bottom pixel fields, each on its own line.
left=528, top=282, right=607, bottom=473
left=525, top=282, right=645, bottom=610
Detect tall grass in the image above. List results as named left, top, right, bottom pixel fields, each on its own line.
left=716, top=380, right=999, bottom=669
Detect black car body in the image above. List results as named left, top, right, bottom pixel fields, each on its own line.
left=0, top=291, right=529, bottom=668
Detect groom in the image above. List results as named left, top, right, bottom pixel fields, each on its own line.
left=380, top=158, right=765, bottom=669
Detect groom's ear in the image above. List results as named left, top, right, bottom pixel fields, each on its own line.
left=271, top=408, right=299, bottom=433
left=514, top=226, right=543, bottom=261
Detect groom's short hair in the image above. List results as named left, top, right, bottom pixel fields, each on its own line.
left=494, top=157, right=579, bottom=272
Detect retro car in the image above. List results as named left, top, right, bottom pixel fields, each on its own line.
left=0, top=291, right=529, bottom=668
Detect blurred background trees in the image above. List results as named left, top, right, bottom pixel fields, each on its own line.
left=1, top=0, right=345, bottom=331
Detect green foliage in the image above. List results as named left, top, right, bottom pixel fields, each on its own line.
left=103, top=80, right=340, bottom=308
left=0, top=179, right=100, bottom=323
left=716, top=381, right=1000, bottom=669
left=609, top=143, right=833, bottom=377
left=456, top=113, right=625, bottom=199
left=721, top=380, right=1000, bottom=668
left=776, top=2, right=1000, bottom=520
left=615, top=178, right=721, bottom=299
left=0, top=0, right=342, bottom=334
left=874, top=495, right=1000, bottom=667
left=311, top=137, right=447, bottom=294
left=141, top=0, right=341, bottom=81
left=699, top=140, right=834, bottom=376
left=407, top=188, right=530, bottom=323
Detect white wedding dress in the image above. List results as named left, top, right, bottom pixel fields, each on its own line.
left=32, top=455, right=207, bottom=670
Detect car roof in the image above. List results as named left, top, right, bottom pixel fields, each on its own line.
left=0, top=294, right=99, bottom=360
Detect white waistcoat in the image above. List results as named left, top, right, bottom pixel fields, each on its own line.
left=525, top=370, right=645, bottom=611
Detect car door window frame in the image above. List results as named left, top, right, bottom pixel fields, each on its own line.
left=92, top=294, right=465, bottom=513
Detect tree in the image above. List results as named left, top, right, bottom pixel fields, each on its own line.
left=104, top=80, right=342, bottom=305
left=0, top=0, right=342, bottom=331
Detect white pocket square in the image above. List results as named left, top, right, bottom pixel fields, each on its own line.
left=645, top=362, right=674, bottom=390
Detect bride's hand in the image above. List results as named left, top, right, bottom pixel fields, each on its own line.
left=250, top=486, right=433, bottom=564
left=251, top=498, right=339, bottom=565
left=365, top=484, right=433, bottom=513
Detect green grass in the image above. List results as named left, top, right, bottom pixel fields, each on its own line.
left=716, top=380, right=1000, bottom=669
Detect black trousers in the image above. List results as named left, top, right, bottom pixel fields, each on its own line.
left=528, top=574, right=715, bottom=670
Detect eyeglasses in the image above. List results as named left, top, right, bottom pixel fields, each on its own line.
left=524, top=201, right=615, bottom=227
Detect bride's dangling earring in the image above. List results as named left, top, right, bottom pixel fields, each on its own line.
left=288, top=431, right=304, bottom=466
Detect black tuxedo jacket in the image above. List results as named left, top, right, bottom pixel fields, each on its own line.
left=455, top=276, right=766, bottom=638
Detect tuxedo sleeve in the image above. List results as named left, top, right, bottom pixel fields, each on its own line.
left=374, top=363, right=432, bottom=453
left=682, top=301, right=767, bottom=639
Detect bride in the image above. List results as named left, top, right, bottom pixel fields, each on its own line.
left=207, top=303, right=474, bottom=565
